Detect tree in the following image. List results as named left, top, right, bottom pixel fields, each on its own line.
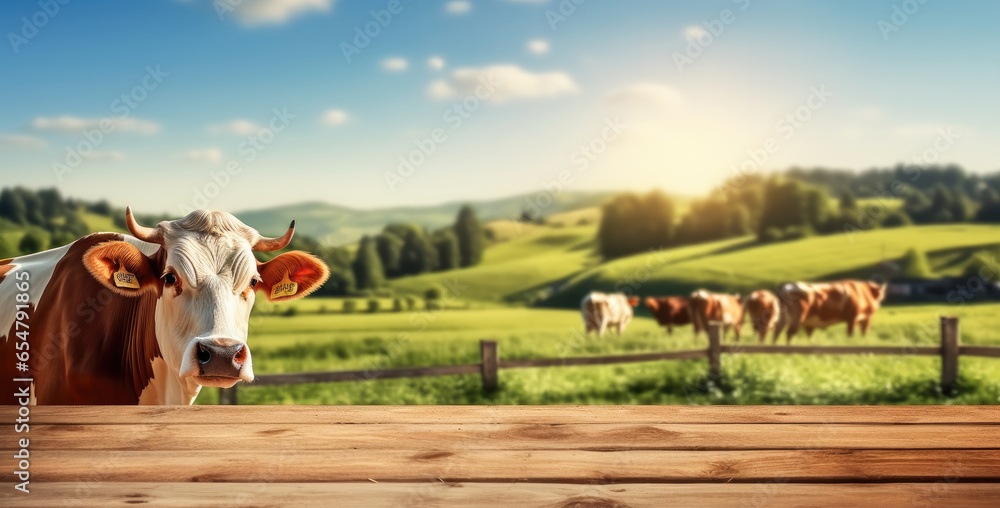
left=433, top=229, right=460, bottom=271
left=375, top=232, right=404, bottom=278
left=898, top=248, right=933, bottom=279
left=0, top=188, right=27, bottom=224
left=839, top=191, right=858, bottom=211
left=975, top=187, right=1000, bottom=222
left=400, top=228, right=437, bottom=275
left=643, top=190, right=675, bottom=248
left=351, top=236, right=385, bottom=290
left=18, top=231, right=47, bottom=254
left=454, top=206, right=484, bottom=267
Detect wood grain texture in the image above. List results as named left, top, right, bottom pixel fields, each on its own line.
left=5, top=483, right=1000, bottom=508
left=7, top=423, right=1000, bottom=452
left=24, top=449, right=1000, bottom=483
left=7, top=405, right=1000, bottom=425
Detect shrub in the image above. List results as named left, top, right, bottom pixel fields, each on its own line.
left=392, top=298, right=404, bottom=312
left=404, top=296, right=418, bottom=311
left=282, top=306, right=298, bottom=317
left=782, top=226, right=812, bottom=241
left=880, top=210, right=912, bottom=228
left=342, top=300, right=358, bottom=313
left=367, top=299, right=380, bottom=313
left=426, top=299, right=443, bottom=311
left=318, top=305, right=328, bottom=314
left=759, top=227, right=783, bottom=243
left=424, top=287, right=443, bottom=300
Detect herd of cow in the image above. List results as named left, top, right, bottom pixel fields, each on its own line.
left=581, top=280, right=888, bottom=343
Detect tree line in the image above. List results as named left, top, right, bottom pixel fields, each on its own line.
left=598, top=165, right=1000, bottom=260
left=256, top=205, right=486, bottom=297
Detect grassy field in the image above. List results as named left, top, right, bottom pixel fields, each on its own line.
left=203, top=299, right=1000, bottom=406
left=198, top=221, right=1000, bottom=406
left=546, top=224, right=1000, bottom=306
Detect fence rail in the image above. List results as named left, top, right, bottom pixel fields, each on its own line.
left=219, top=316, right=997, bottom=404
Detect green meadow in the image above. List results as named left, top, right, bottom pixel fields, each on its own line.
left=203, top=222, right=1000, bottom=406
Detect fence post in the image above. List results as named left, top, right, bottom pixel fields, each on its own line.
left=480, top=340, right=498, bottom=392
left=940, top=316, right=960, bottom=395
left=707, top=321, right=723, bottom=380
left=219, top=386, right=238, bottom=405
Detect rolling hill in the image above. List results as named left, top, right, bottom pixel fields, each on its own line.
left=234, top=191, right=616, bottom=246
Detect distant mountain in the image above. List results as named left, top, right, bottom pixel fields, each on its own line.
left=234, top=191, right=616, bottom=245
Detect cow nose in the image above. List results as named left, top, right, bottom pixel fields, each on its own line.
left=195, top=339, right=248, bottom=378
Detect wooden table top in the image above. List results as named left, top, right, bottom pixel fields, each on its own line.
left=2, top=405, right=999, bottom=507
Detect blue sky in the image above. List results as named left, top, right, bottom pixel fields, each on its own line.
left=1, top=0, right=998, bottom=214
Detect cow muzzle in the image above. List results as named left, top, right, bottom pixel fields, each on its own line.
left=191, top=338, right=253, bottom=388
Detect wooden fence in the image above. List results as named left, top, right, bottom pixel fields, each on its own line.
left=218, top=316, right=1000, bottom=404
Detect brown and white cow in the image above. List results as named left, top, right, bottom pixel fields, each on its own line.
left=643, top=296, right=692, bottom=335
left=0, top=208, right=329, bottom=405
left=774, top=280, right=887, bottom=343
left=745, top=289, right=783, bottom=343
left=581, top=292, right=639, bottom=337
left=688, top=290, right=744, bottom=341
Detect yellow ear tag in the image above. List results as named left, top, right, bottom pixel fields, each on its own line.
left=270, top=273, right=298, bottom=299
left=114, top=265, right=140, bottom=289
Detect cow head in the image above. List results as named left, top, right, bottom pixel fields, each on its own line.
left=869, top=281, right=888, bottom=305
left=83, top=208, right=329, bottom=390
left=627, top=296, right=639, bottom=307
left=643, top=297, right=659, bottom=312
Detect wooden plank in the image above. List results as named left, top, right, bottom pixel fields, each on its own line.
left=251, top=364, right=481, bottom=386
left=720, top=345, right=942, bottom=355
left=5, top=482, right=1000, bottom=508
left=24, top=449, right=1000, bottom=483
left=8, top=405, right=1000, bottom=425
left=500, top=349, right=705, bottom=368
left=9, top=423, right=1000, bottom=452
left=960, top=345, right=1000, bottom=358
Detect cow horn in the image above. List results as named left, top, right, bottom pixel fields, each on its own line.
left=125, top=206, right=163, bottom=244
left=253, top=221, right=295, bottom=252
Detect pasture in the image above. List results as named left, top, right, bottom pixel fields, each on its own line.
left=214, top=301, right=1000, bottom=406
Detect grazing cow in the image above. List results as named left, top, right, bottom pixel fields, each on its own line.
left=688, top=290, right=744, bottom=341
left=643, top=296, right=692, bottom=335
left=774, top=280, right=887, bottom=343
left=0, top=208, right=330, bottom=405
left=581, top=292, right=639, bottom=336
left=745, top=290, right=783, bottom=343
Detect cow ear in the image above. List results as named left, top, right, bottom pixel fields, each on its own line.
left=83, top=241, right=159, bottom=297
left=257, top=251, right=330, bottom=302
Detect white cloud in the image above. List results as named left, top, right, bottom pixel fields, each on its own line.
left=381, top=57, right=409, bottom=72
left=84, top=151, right=127, bottom=161
left=527, top=39, right=549, bottom=55
left=0, top=134, right=46, bottom=149
left=428, top=64, right=578, bottom=102
left=185, top=148, right=224, bottom=163
left=606, top=82, right=683, bottom=109
left=445, top=1, right=471, bottom=14
left=207, top=120, right=262, bottom=136
left=322, top=109, right=349, bottom=126
left=30, top=116, right=160, bottom=134
left=428, top=56, right=445, bottom=71
left=225, top=0, right=333, bottom=26
left=683, top=25, right=708, bottom=40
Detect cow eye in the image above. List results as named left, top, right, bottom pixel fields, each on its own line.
left=163, top=273, right=177, bottom=285
left=249, top=278, right=259, bottom=288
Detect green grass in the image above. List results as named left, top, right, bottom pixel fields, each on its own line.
left=388, top=224, right=601, bottom=303
left=202, top=302, right=1000, bottom=405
